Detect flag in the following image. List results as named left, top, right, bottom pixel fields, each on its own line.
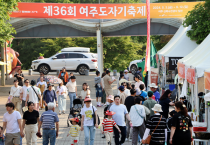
left=150, top=40, right=157, bottom=68
left=145, top=0, right=150, bottom=72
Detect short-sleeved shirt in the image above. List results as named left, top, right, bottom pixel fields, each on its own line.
left=154, top=90, right=160, bottom=102
left=66, top=81, right=77, bottom=92
left=69, top=125, right=81, bottom=137
left=80, top=105, right=97, bottom=126
left=103, top=74, right=112, bottom=89
left=159, top=98, right=171, bottom=114
left=14, top=73, right=24, bottom=83
left=102, top=118, right=116, bottom=132
left=43, top=90, right=57, bottom=103
left=3, top=111, right=21, bottom=133
left=27, top=86, right=41, bottom=103
left=94, top=76, right=101, bottom=88
left=171, top=112, right=193, bottom=144
left=40, top=110, right=59, bottom=129
left=110, top=104, right=128, bottom=126
left=23, top=110, right=39, bottom=125
left=22, top=86, right=30, bottom=101
left=124, top=96, right=135, bottom=112
left=144, top=98, right=157, bottom=117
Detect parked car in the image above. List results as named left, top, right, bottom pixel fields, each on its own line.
left=129, top=58, right=144, bottom=75
left=31, top=47, right=98, bottom=75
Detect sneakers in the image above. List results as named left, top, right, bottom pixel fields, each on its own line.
left=62, top=111, right=65, bottom=114
left=125, top=138, right=132, bottom=142
left=102, top=135, right=105, bottom=139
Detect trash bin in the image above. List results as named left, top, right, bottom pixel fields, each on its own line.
left=57, top=70, right=60, bottom=76
left=85, top=69, right=89, bottom=76
left=28, top=69, right=32, bottom=75
left=113, top=70, right=117, bottom=76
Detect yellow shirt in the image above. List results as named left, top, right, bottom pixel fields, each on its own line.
left=69, top=125, right=80, bottom=137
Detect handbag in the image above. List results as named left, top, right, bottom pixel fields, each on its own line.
left=144, top=115, right=162, bottom=144
left=92, top=106, right=100, bottom=125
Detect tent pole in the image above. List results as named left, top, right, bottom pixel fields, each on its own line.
left=195, top=73, right=199, bottom=121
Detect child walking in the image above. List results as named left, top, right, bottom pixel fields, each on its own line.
left=101, top=110, right=121, bottom=145
left=67, top=117, right=81, bottom=145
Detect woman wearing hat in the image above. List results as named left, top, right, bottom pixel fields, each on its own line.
left=159, top=89, right=175, bottom=118
left=80, top=97, right=98, bottom=145
left=58, top=67, right=69, bottom=85
left=170, top=102, right=193, bottom=145
left=142, top=104, right=167, bottom=145
left=124, top=69, right=130, bottom=81
left=22, top=102, right=39, bottom=145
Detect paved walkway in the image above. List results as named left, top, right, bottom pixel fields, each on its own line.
left=0, top=72, right=134, bottom=145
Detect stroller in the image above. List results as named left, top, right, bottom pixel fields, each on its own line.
left=67, top=98, right=83, bottom=127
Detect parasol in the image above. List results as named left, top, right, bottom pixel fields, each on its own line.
left=46, top=75, right=62, bottom=84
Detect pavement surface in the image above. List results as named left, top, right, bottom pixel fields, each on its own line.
left=0, top=71, right=135, bottom=145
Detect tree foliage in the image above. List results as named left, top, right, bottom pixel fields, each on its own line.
left=183, top=0, right=210, bottom=44
left=0, top=0, right=19, bottom=45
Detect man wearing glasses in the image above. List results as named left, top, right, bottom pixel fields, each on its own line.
left=21, top=79, right=30, bottom=113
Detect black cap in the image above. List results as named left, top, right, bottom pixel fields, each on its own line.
left=47, top=83, right=54, bottom=88
left=71, top=76, right=76, bottom=79
left=30, top=80, right=36, bottom=86
left=198, top=92, right=205, bottom=96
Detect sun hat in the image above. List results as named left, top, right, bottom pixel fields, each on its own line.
left=124, top=69, right=128, bottom=73
left=105, top=110, right=116, bottom=116
left=108, top=95, right=114, bottom=101
left=148, top=91, right=154, bottom=97
left=47, top=83, right=54, bottom=88
left=84, top=96, right=92, bottom=102
left=149, top=83, right=158, bottom=88
left=118, top=86, right=124, bottom=91
left=69, top=117, right=79, bottom=123
left=152, top=104, right=163, bottom=112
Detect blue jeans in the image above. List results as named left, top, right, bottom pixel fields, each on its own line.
left=43, top=129, right=56, bottom=145
left=68, top=92, right=76, bottom=108
left=96, top=87, right=103, bottom=97
left=84, top=126, right=96, bottom=145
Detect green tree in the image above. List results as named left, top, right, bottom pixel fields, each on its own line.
left=0, top=0, right=19, bottom=45
left=183, top=0, right=210, bottom=44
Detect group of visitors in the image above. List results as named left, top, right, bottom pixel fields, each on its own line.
left=0, top=67, right=194, bottom=145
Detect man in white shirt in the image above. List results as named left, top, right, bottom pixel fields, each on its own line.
left=10, top=80, right=22, bottom=113
left=66, top=76, right=77, bottom=108
left=25, top=80, right=41, bottom=111
left=1, top=103, right=24, bottom=145
left=21, top=79, right=30, bottom=113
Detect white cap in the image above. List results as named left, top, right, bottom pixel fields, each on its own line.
left=149, top=83, right=158, bottom=88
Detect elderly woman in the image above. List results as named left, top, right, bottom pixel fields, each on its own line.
left=80, top=97, right=98, bottom=145
left=22, top=102, right=39, bottom=145
left=56, top=81, right=67, bottom=115
left=170, top=102, right=193, bottom=145
left=142, top=104, right=167, bottom=145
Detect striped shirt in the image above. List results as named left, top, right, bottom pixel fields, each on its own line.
left=102, top=118, right=116, bottom=132
left=40, top=110, right=59, bottom=129
left=146, top=114, right=167, bottom=144
left=69, top=125, right=80, bottom=137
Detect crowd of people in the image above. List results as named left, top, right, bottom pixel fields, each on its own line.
left=0, top=67, right=194, bottom=145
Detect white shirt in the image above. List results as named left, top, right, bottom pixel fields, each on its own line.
left=27, top=86, right=41, bottom=103
left=80, top=105, right=97, bottom=126
left=66, top=81, right=77, bottom=92
left=124, top=74, right=129, bottom=81
left=117, top=89, right=131, bottom=96
left=3, top=111, right=21, bottom=133
left=10, top=86, right=22, bottom=97
left=56, top=85, right=67, bottom=95
left=22, top=86, right=30, bottom=101
left=101, top=78, right=105, bottom=88
left=36, top=81, right=47, bottom=90
left=129, top=104, right=145, bottom=126
left=135, top=81, right=145, bottom=92
left=80, top=90, right=90, bottom=99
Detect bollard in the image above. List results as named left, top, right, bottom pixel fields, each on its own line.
left=28, top=69, right=32, bottom=75
left=85, top=69, right=89, bottom=76
left=113, top=70, right=117, bottom=76
left=57, top=70, right=60, bottom=76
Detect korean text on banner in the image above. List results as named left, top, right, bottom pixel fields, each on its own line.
left=151, top=68, right=158, bottom=85
left=178, top=62, right=185, bottom=78
left=186, top=68, right=195, bottom=84
left=10, top=2, right=203, bottom=19
left=204, top=72, right=210, bottom=90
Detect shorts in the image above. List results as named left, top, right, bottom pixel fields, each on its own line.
left=104, top=89, right=113, bottom=96
left=96, top=87, right=103, bottom=97
left=5, top=132, right=20, bottom=145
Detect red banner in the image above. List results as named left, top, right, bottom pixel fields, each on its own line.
left=10, top=2, right=203, bottom=19
left=178, top=62, right=185, bottom=78
left=186, top=68, right=195, bottom=84
left=161, top=56, right=165, bottom=67
left=204, top=72, right=210, bottom=90
left=151, top=69, right=158, bottom=85
left=145, top=0, right=150, bottom=72
left=156, top=54, right=159, bottom=65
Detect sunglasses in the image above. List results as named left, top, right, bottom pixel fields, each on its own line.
left=25, top=82, right=29, bottom=83
left=85, top=101, right=91, bottom=102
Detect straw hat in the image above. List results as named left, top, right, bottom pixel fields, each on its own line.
left=149, top=83, right=158, bottom=88
left=152, top=104, right=163, bottom=112
left=69, top=117, right=79, bottom=123
left=84, top=96, right=92, bottom=102
left=105, top=110, right=116, bottom=116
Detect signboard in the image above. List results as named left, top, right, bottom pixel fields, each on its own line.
left=204, top=72, right=210, bottom=90
left=169, top=57, right=182, bottom=70
left=150, top=68, right=158, bottom=85
left=10, top=2, right=203, bottom=19
left=186, top=68, right=195, bottom=84
left=178, top=62, right=185, bottom=78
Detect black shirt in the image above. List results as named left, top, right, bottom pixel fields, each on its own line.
left=146, top=114, right=167, bottom=144
left=14, top=73, right=24, bottom=86
left=23, top=110, right=39, bottom=125
left=171, top=112, right=193, bottom=143
left=159, top=98, right=171, bottom=114
left=166, top=117, right=173, bottom=132
left=124, top=96, right=135, bottom=112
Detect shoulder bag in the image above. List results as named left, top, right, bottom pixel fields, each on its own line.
left=92, top=106, right=100, bottom=125
left=144, top=115, right=162, bottom=144
left=31, top=86, right=40, bottom=101
left=134, top=105, right=144, bottom=119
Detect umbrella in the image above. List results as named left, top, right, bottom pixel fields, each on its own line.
left=46, top=75, right=62, bottom=84
left=0, top=61, right=7, bottom=65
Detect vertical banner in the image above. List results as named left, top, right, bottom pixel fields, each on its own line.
left=151, top=68, right=158, bottom=85
left=204, top=72, right=210, bottom=90
left=186, top=68, right=195, bottom=84
left=145, top=0, right=150, bottom=72
left=177, top=62, right=185, bottom=78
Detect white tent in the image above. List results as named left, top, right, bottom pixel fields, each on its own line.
left=157, top=25, right=189, bottom=59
